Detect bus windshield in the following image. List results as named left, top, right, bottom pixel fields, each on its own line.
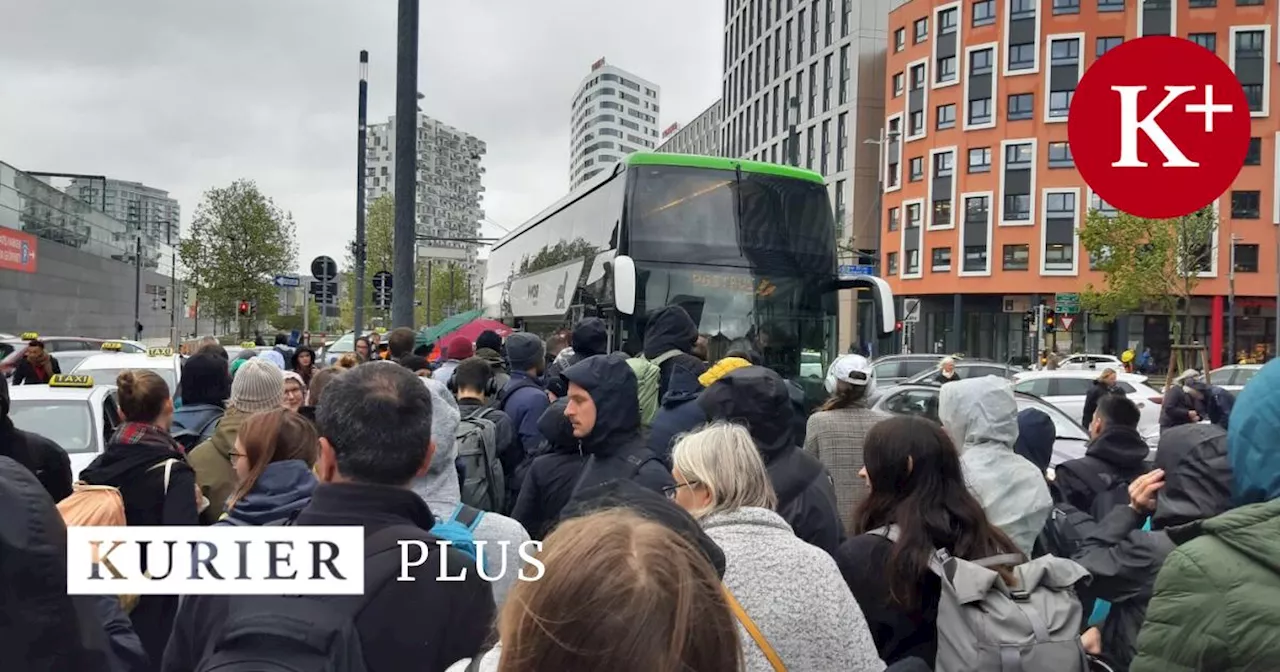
left=628, top=164, right=837, bottom=275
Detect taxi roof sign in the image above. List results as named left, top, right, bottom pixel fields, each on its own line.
left=19, top=332, right=38, bottom=341
left=101, top=341, right=125, bottom=351
left=147, top=347, right=175, bottom=358
left=240, top=341, right=256, bottom=349
left=49, top=374, right=94, bottom=388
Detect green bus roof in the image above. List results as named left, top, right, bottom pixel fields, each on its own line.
left=625, top=152, right=827, bottom=186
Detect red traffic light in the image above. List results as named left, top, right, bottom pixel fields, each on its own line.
left=238, top=301, right=250, bottom=315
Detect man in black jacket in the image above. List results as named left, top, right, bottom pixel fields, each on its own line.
left=698, top=365, right=844, bottom=555
left=642, top=306, right=710, bottom=400
left=0, top=375, right=72, bottom=502
left=164, top=362, right=494, bottom=672
left=563, top=354, right=674, bottom=499
left=1056, top=394, right=1152, bottom=518
left=544, top=317, right=608, bottom=399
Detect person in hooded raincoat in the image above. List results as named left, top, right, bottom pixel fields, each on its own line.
left=937, top=375, right=1052, bottom=556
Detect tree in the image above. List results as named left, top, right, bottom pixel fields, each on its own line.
left=519, top=238, right=598, bottom=274
left=179, top=180, right=297, bottom=339
left=341, top=194, right=396, bottom=329
left=424, top=261, right=476, bottom=326
left=1079, top=206, right=1218, bottom=344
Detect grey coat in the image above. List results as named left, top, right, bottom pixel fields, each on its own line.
left=703, top=507, right=885, bottom=672
left=804, top=404, right=891, bottom=531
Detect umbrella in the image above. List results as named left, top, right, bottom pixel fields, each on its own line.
left=418, top=311, right=512, bottom=348
left=426, top=317, right=514, bottom=361
left=416, top=309, right=484, bottom=348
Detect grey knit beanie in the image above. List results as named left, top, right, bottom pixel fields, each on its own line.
left=231, top=357, right=285, bottom=413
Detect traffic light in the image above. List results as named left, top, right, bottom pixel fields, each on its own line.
left=238, top=300, right=250, bottom=316
left=158, top=290, right=167, bottom=312
left=1022, top=309, right=1035, bottom=329
left=1043, top=308, right=1057, bottom=332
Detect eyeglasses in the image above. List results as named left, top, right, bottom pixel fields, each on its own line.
left=662, top=480, right=700, bottom=499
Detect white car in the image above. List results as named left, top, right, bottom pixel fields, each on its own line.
left=1053, top=353, right=1125, bottom=371
left=1012, top=370, right=1162, bottom=451
left=8, top=374, right=120, bottom=479
left=71, top=347, right=183, bottom=394
left=1205, top=364, right=1262, bottom=396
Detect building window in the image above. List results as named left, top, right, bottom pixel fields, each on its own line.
left=1053, top=0, right=1080, bottom=14
left=1009, top=43, right=1035, bottom=71
left=910, top=110, right=925, bottom=136
left=1045, top=244, right=1074, bottom=270
left=969, top=97, right=992, bottom=125
left=1237, top=30, right=1265, bottom=56
left=887, top=252, right=899, bottom=275
left=907, top=249, right=921, bottom=274
left=932, top=247, right=953, bottom=271
left=1050, top=39, right=1080, bottom=66
left=907, top=202, right=923, bottom=228
left=888, top=206, right=900, bottom=231
left=837, top=113, right=848, bottom=171
left=1006, top=143, right=1034, bottom=166
left=964, top=246, right=988, bottom=272
left=910, top=63, right=926, bottom=89
left=939, top=7, right=958, bottom=34
left=934, top=151, right=954, bottom=177
left=968, top=147, right=992, bottom=172
left=1047, top=191, right=1076, bottom=216
left=1237, top=0, right=1263, bottom=5
left=1048, top=141, right=1074, bottom=168
left=970, top=48, right=994, bottom=75
left=972, top=0, right=996, bottom=26
left=1048, top=91, right=1073, bottom=118
left=1005, top=194, right=1032, bottom=220
left=933, top=199, right=953, bottom=229
left=1008, top=93, right=1034, bottom=120
left=1235, top=244, right=1260, bottom=272
left=895, top=28, right=906, bottom=52
left=1003, top=244, right=1030, bottom=270
left=1189, top=33, right=1216, bottom=52
left=937, top=104, right=957, bottom=129
left=966, top=194, right=990, bottom=222
left=1189, top=0, right=1216, bottom=5
left=1011, top=0, right=1036, bottom=17
left=835, top=179, right=846, bottom=230
left=821, top=121, right=831, bottom=175
left=1232, top=191, right=1261, bottom=219
left=839, top=46, right=850, bottom=104
left=842, top=0, right=851, bottom=37
left=909, top=157, right=925, bottom=181
left=1098, top=0, right=1125, bottom=10
left=938, top=56, right=958, bottom=84
left=893, top=72, right=904, bottom=96
left=806, top=126, right=816, bottom=169
left=1243, top=84, right=1264, bottom=113
left=914, top=18, right=928, bottom=43
left=1245, top=137, right=1262, bottom=165
left=1097, top=36, right=1122, bottom=57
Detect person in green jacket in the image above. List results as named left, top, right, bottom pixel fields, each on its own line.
left=1131, top=358, right=1280, bottom=671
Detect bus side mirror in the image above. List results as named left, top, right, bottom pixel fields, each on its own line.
left=608, top=255, right=637, bottom=315
left=835, top=274, right=896, bottom=339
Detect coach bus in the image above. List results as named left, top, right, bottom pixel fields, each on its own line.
left=482, top=152, right=894, bottom=407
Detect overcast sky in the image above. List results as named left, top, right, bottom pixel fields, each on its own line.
left=0, top=1, right=722, bottom=271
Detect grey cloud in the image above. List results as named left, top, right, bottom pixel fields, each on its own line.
left=0, top=0, right=722, bottom=267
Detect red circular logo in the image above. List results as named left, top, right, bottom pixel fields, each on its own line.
left=1068, top=36, right=1252, bottom=219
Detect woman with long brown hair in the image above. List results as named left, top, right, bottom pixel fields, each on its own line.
left=449, top=508, right=743, bottom=672
left=216, top=408, right=318, bottom=526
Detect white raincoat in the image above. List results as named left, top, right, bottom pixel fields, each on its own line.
left=938, top=375, right=1052, bottom=556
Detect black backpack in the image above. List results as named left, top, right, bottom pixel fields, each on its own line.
left=173, top=412, right=223, bottom=453
left=1035, top=502, right=1094, bottom=559
left=569, top=444, right=663, bottom=500
left=192, top=525, right=416, bottom=672
left=1057, top=457, right=1135, bottom=520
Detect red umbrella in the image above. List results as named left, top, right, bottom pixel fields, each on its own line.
left=432, top=318, right=513, bottom=361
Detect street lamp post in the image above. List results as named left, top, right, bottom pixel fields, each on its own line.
left=1228, top=233, right=1239, bottom=362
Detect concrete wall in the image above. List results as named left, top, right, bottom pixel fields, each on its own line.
left=0, top=236, right=193, bottom=339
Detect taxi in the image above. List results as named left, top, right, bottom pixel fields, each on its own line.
left=1, top=333, right=144, bottom=375
left=70, top=346, right=184, bottom=394
left=7, top=374, right=120, bottom=478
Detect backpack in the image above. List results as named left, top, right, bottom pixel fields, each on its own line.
left=569, top=444, right=664, bottom=500
left=626, top=349, right=682, bottom=427
left=1035, top=502, right=1095, bottom=559
left=455, top=407, right=506, bottom=514
left=870, top=525, right=1091, bottom=672
left=192, top=525, right=414, bottom=672
left=173, top=411, right=223, bottom=453
left=58, top=459, right=179, bottom=613
left=429, top=503, right=486, bottom=563
left=1056, top=457, right=1134, bottom=521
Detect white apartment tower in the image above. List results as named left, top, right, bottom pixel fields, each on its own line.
left=722, top=0, right=891, bottom=351
left=366, top=112, right=487, bottom=284
left=569, top=58, right=662, bottom=189
left=68, top=178, right=181, bottom=244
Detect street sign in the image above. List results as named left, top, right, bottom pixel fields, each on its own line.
left=310, top=256, right=338, bottom=282
left=902, top=298, right=921, bottom=323
left=1059, top=316, right=1076, bottom=331
left=273, top=274, right=301, bottom=288
left=372, top=271, right=393, bottom=310
left=838, top=264, right=876, bottom=279
left=1055, top=292, right=1081, bottom=314
left=309, top=280, right=338, bottom=306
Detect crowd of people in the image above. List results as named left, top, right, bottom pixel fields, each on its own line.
left=2, top=306, right=1278, bottom=672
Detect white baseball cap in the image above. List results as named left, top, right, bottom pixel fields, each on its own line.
left=826, top=354, right=874, bottom=394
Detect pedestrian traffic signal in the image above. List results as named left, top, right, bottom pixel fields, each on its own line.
left=372, top=271, right=393, bottom=310
left=238, top=300, right=250, bottom=316
left=159, top=291, right=167, bottom=311
left=1022, top=309, right=1035, bottom=329
left=1043, top=308, right=1057, bottom=332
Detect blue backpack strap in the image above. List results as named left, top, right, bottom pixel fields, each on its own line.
left=449, top=503, right=485, bottom=532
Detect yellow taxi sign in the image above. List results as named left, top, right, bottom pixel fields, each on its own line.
left=147, top=347, right=174, bottom=358
left=101, top=341, right=125, bottom=351
left=240, top=341, right=256, bottom=349
left=49, top=374, right=94, bottom=388
left=19, top=332, right=38, bottom=341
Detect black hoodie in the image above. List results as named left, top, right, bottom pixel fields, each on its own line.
left=545, top=318, right=608, bottom=398
left=698, top=366, right=844, bottom=555
left=510, top=398, right=588, bottom=539
left=1055, top=424, right=1151, bottom=516
left=290, top=346, right=318, bottom=385
left=562, top=354, right=674, bottom=498
left=642, top=306, right=709, bottom=400
left=0, top=375, right=72, bottom=502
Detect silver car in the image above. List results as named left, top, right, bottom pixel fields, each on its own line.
left=1205, top=364, right=1262, bottom=396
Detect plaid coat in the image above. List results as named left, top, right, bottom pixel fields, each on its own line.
left=803, top=404, right=891, bottom=532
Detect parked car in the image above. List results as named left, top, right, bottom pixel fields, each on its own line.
left=1012, top=370, right=1162, bottom=452
left=1054, top=353, right=1125, bottom=371
left=1204, top=364, right=1262, bottom=396
left=871, top=354, right=954, bottom=387
left=901, top=361, right=1023, bottom=385
left=871, top=383, right=1091, bottom=468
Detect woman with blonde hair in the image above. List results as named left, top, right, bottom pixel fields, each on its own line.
left=217, top=408, right=318, bottom=526
left=670, top=421, right=885, bottom=672
left=448, top=508, right=741, bottom=672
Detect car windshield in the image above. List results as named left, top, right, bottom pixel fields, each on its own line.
left=8, top=401, right=95, bottom=453
left=327, top=333, right=355, bottom=353
left=75, top=367, right=176, bottom=392
left=1016, top=396, right=1089, bottom=440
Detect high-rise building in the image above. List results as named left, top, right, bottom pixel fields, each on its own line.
left=656, top=100, right=724, bottom=156
left=722, top=0, right=893, bottom=350
left=366, top=112, right=487, bottom=282
left=880, top=0, right=1279, bottom=366
left=67, top=178, right=181, bottom=244
left=570, top=58, right=662, bottom=189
